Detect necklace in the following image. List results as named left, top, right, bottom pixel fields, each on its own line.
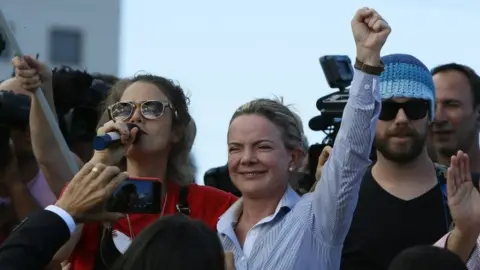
left=125, top=193, right=168, bottom=240
left=101, top=193, right=169, bottom=265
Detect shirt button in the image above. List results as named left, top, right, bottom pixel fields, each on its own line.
left=364, top=84, right=370, bottom=90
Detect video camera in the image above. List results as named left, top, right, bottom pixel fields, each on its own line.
left=0, top=91, right=30, bottom=168
left=309, top=55, right=378, bottom=164
left=300, top=55, right=354, bottom=181
left=309, top=55, right=353, bottom=146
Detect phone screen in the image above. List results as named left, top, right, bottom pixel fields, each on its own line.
left=105, top=177, right=162, bottom=214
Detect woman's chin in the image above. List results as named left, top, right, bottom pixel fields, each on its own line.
left=236, top=181, right=270, bottom=197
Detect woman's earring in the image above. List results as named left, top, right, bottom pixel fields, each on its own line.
left=288, top=167, right=294, bottom=172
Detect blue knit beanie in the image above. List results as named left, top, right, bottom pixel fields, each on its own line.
left=380, top=54, right=435, bottom=120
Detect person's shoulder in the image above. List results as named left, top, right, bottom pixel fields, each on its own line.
left=187, top=184, right=238, bottom=202
left=185, top=184, right=238, bottom=229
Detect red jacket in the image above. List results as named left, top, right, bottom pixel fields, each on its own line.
left=66, top=181, right=237, bottom=270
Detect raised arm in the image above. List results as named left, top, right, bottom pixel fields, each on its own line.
left=310, top=7, right=389, bottom=247
left=11, top=56, right=84, bottom=196
left=434, top=151, right=480, bottom=269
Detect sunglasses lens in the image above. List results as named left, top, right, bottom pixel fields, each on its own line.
left=403, top=101, right=428, bottom=120
left=379, top=101, right=428, bottom=121
left=110, top=102, right=134, bottom=121
left=379, top=103, right=400, bottom=121
left=141, top=101, right=166, bottom=119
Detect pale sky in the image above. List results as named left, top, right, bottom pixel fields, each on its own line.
left=120, top=0, right=480, bottom=184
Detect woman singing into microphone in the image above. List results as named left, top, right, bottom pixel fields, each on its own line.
left=12, top=56, right=237, bottom=270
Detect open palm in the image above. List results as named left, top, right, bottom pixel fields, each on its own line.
left=447, top=151, right=480, bottom=234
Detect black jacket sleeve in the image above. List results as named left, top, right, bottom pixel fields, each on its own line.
left=0, top=209, right=71, bottom=270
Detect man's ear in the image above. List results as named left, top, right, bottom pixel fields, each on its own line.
left=475, top=105, right=480, bottom=128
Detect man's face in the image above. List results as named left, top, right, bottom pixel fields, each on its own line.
left=375, top=98, right=429, bottom=164
left=432, top=70, right=477, bottom=158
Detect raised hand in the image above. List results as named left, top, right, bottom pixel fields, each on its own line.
left=351, top=7, right=391, bottom=66
left=447, top=151, right=480, bottom=236
left=315, top=145, right=332, bottom=181
left=310, top=146, right=333, bottom=192
left=11, top=55, right=52, bottom=94
left=91, top=120, right=141, bottom=166
left=56, top=162, right=128, bottom=222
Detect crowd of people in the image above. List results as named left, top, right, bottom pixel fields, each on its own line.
left=0, top=6, right=479, bottom=270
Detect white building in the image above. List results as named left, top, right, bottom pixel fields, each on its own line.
left=0, top=0, right=120, bottom=79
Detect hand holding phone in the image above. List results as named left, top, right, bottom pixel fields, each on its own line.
left=105, top=177, right=162, bottom=214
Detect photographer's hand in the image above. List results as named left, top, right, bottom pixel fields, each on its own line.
left=56, top=162, right=128, bottom=222
left=352, top=7, right=391, bottom=66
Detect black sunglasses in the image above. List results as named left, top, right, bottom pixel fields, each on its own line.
left=108, top=100, right=175, bottom=122
left=379, top=100, right=429, bottom=121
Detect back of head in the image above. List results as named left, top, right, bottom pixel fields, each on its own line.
left=388, top=246, right=467, bottom=270
left=91, top=72, right=120, bottom=88
left=52, top=66, right=94, bottom=115
left=110, top=215, right=225, bottom=270
left=0, top=77, right=24, bottom=93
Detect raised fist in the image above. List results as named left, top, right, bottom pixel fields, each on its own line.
left=351, top=7, right=391, bottom=66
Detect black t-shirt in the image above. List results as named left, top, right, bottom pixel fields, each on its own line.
left=340, top=166, right=452, bottom=270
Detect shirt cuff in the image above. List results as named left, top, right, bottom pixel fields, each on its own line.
left=45, top=205, right=76, bottom=234
left=349, top=69, right=381, bottom=108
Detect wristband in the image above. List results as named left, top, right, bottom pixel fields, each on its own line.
left=354, top=58, right=385, bottom=75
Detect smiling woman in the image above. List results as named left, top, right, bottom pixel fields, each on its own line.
left=217, top=67, right=381, bottom=268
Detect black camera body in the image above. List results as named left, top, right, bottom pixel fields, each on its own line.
left=52, top=68, right=110, bottom=146
left=309, top=55, right=354, bottom=146
left=204, top=165, right=241, bottom=197
left=0, top=91, right=31, bottom=168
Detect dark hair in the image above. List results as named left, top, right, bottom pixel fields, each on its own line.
left=110, top=215, right=225, bottom=270
left=52, top=66, right=95, bottom=115
left=431, top=63, right=480, bottom=107
left=91, top=73, right=119, bottom=88
left=52, top=66, right=109, bottom=145
left=388, top=246, right=467, bottom=270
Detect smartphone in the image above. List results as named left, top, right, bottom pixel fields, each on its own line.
left=105, top=177, right=162, bottom=214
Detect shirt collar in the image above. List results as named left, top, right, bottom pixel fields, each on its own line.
left=217, top=186, right=300, bottom=233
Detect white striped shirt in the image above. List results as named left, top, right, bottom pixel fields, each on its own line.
left=218, top=70, right=381, bottom=270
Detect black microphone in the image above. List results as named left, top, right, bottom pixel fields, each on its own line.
left=92, top=123, right=143, bottom=150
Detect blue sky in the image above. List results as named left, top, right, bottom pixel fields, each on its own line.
left=119, top=0, right=480, bottom=183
